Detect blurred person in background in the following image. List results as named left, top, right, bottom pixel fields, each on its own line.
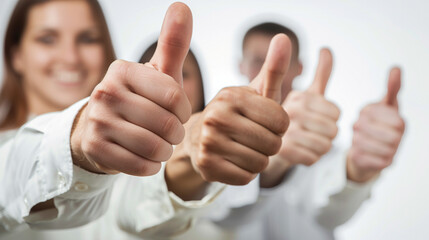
left=210, top=22, right=405, bottom=240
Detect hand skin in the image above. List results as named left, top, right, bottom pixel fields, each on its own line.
left=260, top=49, right=340, bottom=188
left=347, top=67, right=405, bottom=183
left=31, top=2, right=193, bottom=213
left=69, top=3, right=192, bottom=176
left=165, top=34, right=292, bottom=201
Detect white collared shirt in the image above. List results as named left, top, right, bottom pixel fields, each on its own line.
left=0, top=98, right=224, bottom=240
left=170, top=147, right=376, bottom=240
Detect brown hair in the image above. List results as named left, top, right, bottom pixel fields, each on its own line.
left=0, top=0, right=116, bottom=131
left=139, top=41, right=205, bottom=112
left=243, top=22, right=300, bottom=62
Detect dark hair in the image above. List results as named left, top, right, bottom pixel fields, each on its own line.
left=243, top=22, right=300, bottom=61
left=0, top=0, right=116, bottom=130
left=139, top=41, right=205, bottom=112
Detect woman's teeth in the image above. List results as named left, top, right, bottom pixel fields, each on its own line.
left=57, top=72, right=81, bottom=84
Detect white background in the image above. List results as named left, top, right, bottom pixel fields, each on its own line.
left=1, top=0, right=429, bottom=239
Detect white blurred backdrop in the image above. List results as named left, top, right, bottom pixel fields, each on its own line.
left=1, top=0, right=428, bottom=239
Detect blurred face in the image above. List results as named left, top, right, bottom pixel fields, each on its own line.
left=240, top=33, right=302, bottom=102
left=13, top=0, right=105, bottom=115
left=183, top=55, right=204, bottom=113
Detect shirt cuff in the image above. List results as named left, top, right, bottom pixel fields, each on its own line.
left=117, top=163, right=225, bottom=238
left=58, top=165, right=118, bottom=200
left=259, top=166, right=296, bottom=198
left=169, top=182, right=225, bottom=209
left=0, top=98, right=93, bottom=230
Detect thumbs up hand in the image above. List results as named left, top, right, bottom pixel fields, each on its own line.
left=347, top=68, right=405, bottom=183
left=262, top=49, right=340, bottom=185
left=173, top=34, right=291, bottom=186
left=70, top=3, right=193, bottom=176
left=278, top=49, right=339, bottom=165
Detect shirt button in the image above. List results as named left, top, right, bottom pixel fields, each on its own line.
left=58, top=171, right=66, bottom=188
left=74, top=182, right=89, bottom=192
left=23, top=197, right=29, bottom=208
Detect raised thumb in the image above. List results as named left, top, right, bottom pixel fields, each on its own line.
left=249, top=34, right=292, bottom=103
left=383, top=67, right=401, bottom=107
left=149, top=2, right=193, bottom=85
left=307, top=48, right=333, bottom=95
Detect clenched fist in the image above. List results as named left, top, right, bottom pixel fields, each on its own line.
left=279, top=49, right=339, bottom=166
left=260, top=49, right=340, bottom=187
left=71, top=3, right=193, bottom=176
left=165, top=34, right=292, bottom=197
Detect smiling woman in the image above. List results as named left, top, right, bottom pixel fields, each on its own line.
left=0, top=0, right=118, bottom=235
left=0, top=0, right=115, bottom=130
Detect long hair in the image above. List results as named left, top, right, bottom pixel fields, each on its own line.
left=0, top=0, right=116, bottom=131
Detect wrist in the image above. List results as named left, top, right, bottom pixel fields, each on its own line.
left=70, top=104, right=104, bottom=174
left=260, top=154, right=293, bottom=188
left=346, top=154, right=379, bottom=183
left=165, top=146, right=209, bottom=200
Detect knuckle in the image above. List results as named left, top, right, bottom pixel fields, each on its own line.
left=147, top=137, right=164, bottom=160
left=82, top=137, right=104, bottom=158
left=332, top=105, right=341, bottom=120
left=216, top=87, right=238, bottom=102
left=329, top=125, right=339, bottom=139
left=303, top=155, right=319, bottom=166
left=109, top=59, right=128, bottom=75
left=92, top=82, right=120, bottom=103
left=384, top=157, right=393, bottom=167
left=397, top=118, right=406, bottom=131
left=254, top=156, right=269, bottom=173
left=267, top=136, right=283, bottom=156
left=200, top=127, right=218, bottom=149
left=200, top=170, right=217, bottom=183
left=238, top=175, right=254, bottom=185
left=164, top=86, right=185, bottom=112
left=353, top=121, right=361, bottom=131
left=273, top=107, right=290, bottom=134
left=161, top=114, right=180, bottom=140
left=87, top=110, right=110, bottom=131
left=134, top=161, right=162, bottom=176
left=195, top=153, right=213, bottom=173
left=203, top=109, right=227, bottom=128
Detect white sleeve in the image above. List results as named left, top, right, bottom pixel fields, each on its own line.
left=209, top=146, right=375, bottom=231
left=0, top=98, right=117, bottom=232
left=117, top=163, right=225, bottom=239
left=279, top=146, right=376, bottom=230
left=207, top=172, right=291, bottom=229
